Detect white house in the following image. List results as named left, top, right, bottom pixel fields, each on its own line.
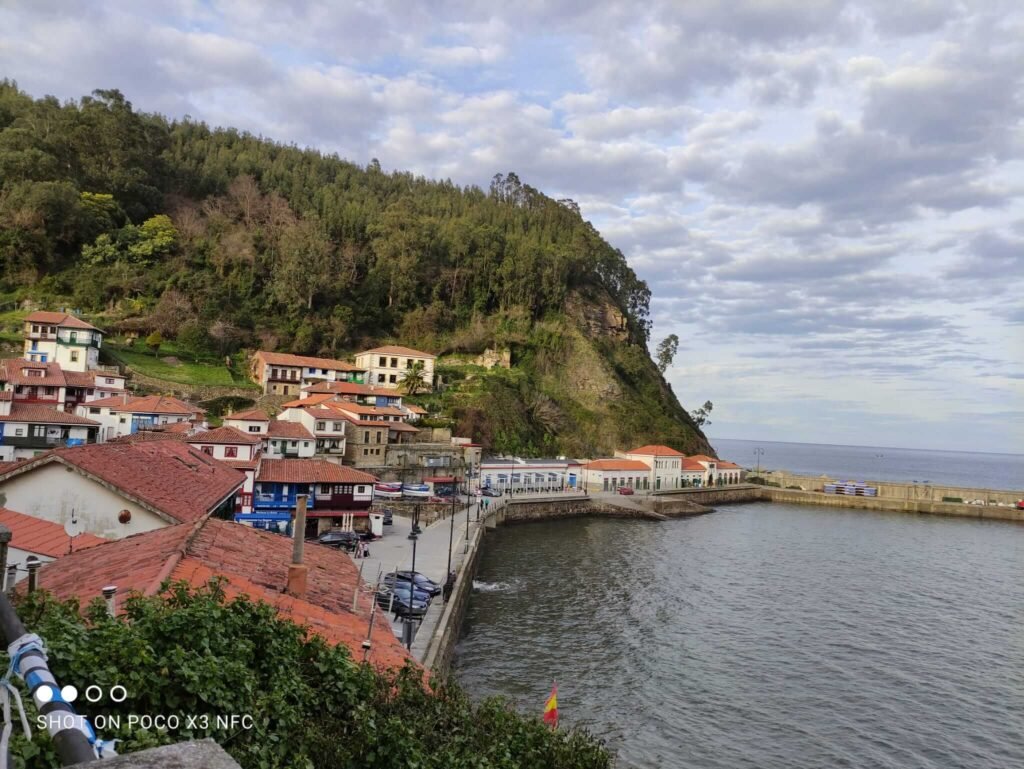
left=275, top=405, right=347, bottom=461
left=76, top=394, right=199, bottom=440
left=688, top=455, right=743, bottom=486
left=222, top=408, right=271, bottom=435
left=264, top=419, right=316, bottom=459
left=22, top=311, right=104, bottom=372
left=250, top=351, right=366, bottom=396
left=0, top=441, right=244, bottom=539
left=353, top=346, right=436, bottom=389
left=0, top=398, right=100, bottom=461
left=619, top=445, right=686, bottom=491
left=480, top=457, right=584, bottom=491
left=581, top=458, right=653, bottom=493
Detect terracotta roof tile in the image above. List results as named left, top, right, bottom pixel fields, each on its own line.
left=31, top=518, right=411, bottom=669
left=0, top=359, right=66, bottom=386
left=84, top=395, right=200, bottom=415
left=628, top=445, right=684, bottom=456
left=0, top=443, right=244, bottom=524
left=281, top=393, right=334, bottom=408
left=716, top=460, right=742, bottom=469
left=256, top=459, right=375, bottom=484
left=584, top=459, right=651, bottom=471
left=256, top=351, right=364, bottom=371
left=0, top=507, right=107, bottom=557
left=184, top=425, right=262, bottom=445
left=0, top=405, right=99, bottom=426
left=24, top=311, right=101, bottom=331
left=681, top=458, right=707, bottom=471
left=224, top=409, right=270, bottom=422
left=334, top=403, right=406, bottom=417
left=107, top=431, right=186, bottom=445
left=267, top=421, right=314, bottom=440
left=388, top=422, right=419, bottom=432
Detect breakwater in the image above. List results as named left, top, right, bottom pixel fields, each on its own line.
left=761, top=486, right=1024, bottom=521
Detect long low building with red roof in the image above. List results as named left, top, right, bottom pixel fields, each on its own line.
left=250, top=351, right=367, bottom=396
left=26, top=516, right=412, bottom=670
left=0, top=441, right=244, bottom=539
left=75, top=394, right=202, bottom=440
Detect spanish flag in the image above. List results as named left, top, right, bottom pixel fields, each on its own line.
left=542, top=682, right=558, bottom=728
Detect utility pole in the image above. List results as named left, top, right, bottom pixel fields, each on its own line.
left=754, top=447, right=765, bottom=477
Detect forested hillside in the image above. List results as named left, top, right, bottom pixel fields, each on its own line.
left=0, top=83, right=712, bottom=456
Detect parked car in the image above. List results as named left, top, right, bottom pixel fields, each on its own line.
left=388, top=570, right=442, bottom=596
left=617, top=486, right=635, bottom=495
left=376, top=587, right=428, bottom=617
left=481, top=488, right=502, bottom=497
left=382, top=508, right=393, bottom=525
left=317, top=529, right=360, bottom=551
left=380, top=577, right=431, bottom=603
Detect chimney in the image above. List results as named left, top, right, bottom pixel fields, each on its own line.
left=287, top=494, right=308, bottom=597
left=102, top=585, right=117, bottom=616
left=26, top=556, right=40, bottom=593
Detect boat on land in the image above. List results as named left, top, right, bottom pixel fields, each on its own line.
left=374, top=483, right=403, bottom=499
left=402, top=483, right=431, bottom=498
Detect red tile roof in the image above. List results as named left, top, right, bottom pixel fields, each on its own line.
left=359, top=345, right=435, bottom=358
left=334, top=403, right=406, bottom=417
left=303, top=381, right=375, bottom=395
left=0, top=443, right=244, bottom=525
left=687, top=454, right=716, bottom=462
left=0, top=392, right=12, bottom=402
left=0, top=405, right=99, bottom=426
left=85, top=395, right=200, bottom=415
left=256, top=351, right=364, bottom=371
left=584, top=459, right=651, bottom=471
left=0, top=507, right=107, bottom=557
left=31, top=517, right=411, bottom=670
left=257, top=459, right=375, bottom=484
left=224, top=409, right=270, bottom=422
left=388, top=422, right=419, bottom=432
left=0, top=359, right=66, bottom=386
left=404, top=404, right=427, bottom=414
left=184, top=425, right=262, bottom=445
left=267, top=421, right=314, bottom=440
left=24, top=311, right=100, bottom=331
left=681, top=458, right=707, bottom=471
left=716, top=460, right=741, bottom=470
left=281, top=393, right=334, bottom=408
left=162, top=421, right=196, bottom=434
left=628, top=445, right=684, bottom=456
left=107, top=430, right=186, bottom=445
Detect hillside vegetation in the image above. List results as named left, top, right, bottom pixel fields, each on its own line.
left=0, top=82, right=712, bottom=455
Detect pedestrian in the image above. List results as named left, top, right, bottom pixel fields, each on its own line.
left=362, top=541, right=370, bottom=559
left=442, top=569, right=456, bottom=603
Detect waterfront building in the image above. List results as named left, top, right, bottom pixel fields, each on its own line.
left=249, top=459, right=375, bottom=535
left=619, top=445, right=686, bottom=490
left=22, top=311, right=104, bottom=372
left=0, top=441, right=244, bottom=539
left=688, top=455, right=743, bottom=486
left=250, top=351, right=367, bottom=396
left=353, top=345, right=436, bottom=389
left=480, top=457, right=584, bottom=491
left=581, top=458, right=653, bottom=493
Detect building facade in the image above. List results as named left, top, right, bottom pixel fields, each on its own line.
left=22, top=311, right=104, bottom=372
left=250, top=351, right=366, bottom=396
left=353, top=346, right=436, bottom=389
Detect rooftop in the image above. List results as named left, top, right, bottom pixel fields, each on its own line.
left=0, top=506, right=107, bottom=557
left=628, top=445, right=684, bottom=457
left=256, top=459, right=376, bottom=484
left=0, top=359, right=66, bottom=386
left=266, top=420, right=314, bottom=440
left=256, top=351, right=364, bottom=371
left=24, top=311, right=101, bottom=331
left=30, top=517, right=410, bottom=670
left=184, top=425, right=262, bottom=446
left=359, top=345, right=435, bottom=359
left=224, top=408, right=270, bottom=422
left=0, top=404, right=100, bottom=426
left=84, top=394, right=201, bottom=415
left=584, top=459, right=652, bottom=471
left=0, top=442, right=244, bottom=524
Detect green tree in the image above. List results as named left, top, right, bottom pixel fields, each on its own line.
left=655, top=334, right=679, bottom=374
left=690, top=400, right=713, bottom=427
left=401, top=360, right=428, bottom=395
left=145, top=330, right=163, bottom=356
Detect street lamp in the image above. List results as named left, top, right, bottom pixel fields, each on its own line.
left=464, top=484, right=471, bottom=554
left=405, top=520, right=418, bottom=651
left=754, top=447, right=765, bottom=476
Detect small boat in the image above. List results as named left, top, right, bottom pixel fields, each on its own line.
left=1017, top=500, right=1024, bottom=510
left=374, top=483, right=403, bottom=499
left=401, top=483, right=431, bottom=498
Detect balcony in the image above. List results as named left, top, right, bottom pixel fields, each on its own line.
left=3, top=436, right=56, bottom=449
left=25, top=331, right=56, bottom=341
left=58, top=336, right=100, bottom=348
left=252, top=492, right=318, bottom=510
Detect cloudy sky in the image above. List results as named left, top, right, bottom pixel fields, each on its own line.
left=2, top=1, right=1022, bottom=454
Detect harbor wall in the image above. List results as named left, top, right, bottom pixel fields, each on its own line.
left=761, top=487, right=1024, bottom=522
left=752, top=471, right=1023, bottom=506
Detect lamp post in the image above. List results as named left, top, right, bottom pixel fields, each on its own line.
left=446, top=494, right=456, bottom=577
left=754, top=447, right=765, bottom=477
left=405, top=508, right=419, bottom=651
left=464, top=485, right=471, bottom=554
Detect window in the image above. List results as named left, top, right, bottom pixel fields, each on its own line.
left=389, top=374, right=397, bottom=383
left=248, top=426, right=260, bottom=433
left=406, top=359, right=413, bottom=369
left=105, top=378, right=115, bottom=384
left=320, top=369, right=327, bottom=375
left=320, top=484, right=332, bottom=494
left=363, top=431, right=369, bottom=442
left=32, top=425, right=46, bottom=437
left=363, top=448, right=368, bottom=456
left=316, top=421, right=326, bottom=431
left=379, top=356, right=386, bottom=366
left=303, top=442, right=310, bottom=448
left=272, top=368, right=279, bottom=379
left=89, top=408, right=100, bottom=414
left=289, top=441, right=297, bottom=447
left=31, top=325, right=39, bottom=333
left=70, top=351, right=79, bottom=363
left=390, top=357, right=398, bottom=368
left=87, top=389, right=94, bottom=395
left=14, top=428, right=24, bottom=437
left=332, top=422, right=343, bottom=431
left=119, top=417, right=126, bottom=424
left=224, top=447, right=238, bottom=458
left=376, top=431, right=382, bottom=443
left=201, top=446, right=213, bottom=455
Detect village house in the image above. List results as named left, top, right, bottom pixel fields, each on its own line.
left=353, top=345, right=436, bottom=389
left=26, top=516, right=411, bottom=669
left=274, top=405, right=347, bottom=461
left=0, top=359, right=126, bottom=414
left=681, top=457, right=708, bottom=486
left=249, top=459, right=375, bottom=536
left=75, top=394, right=200, bottom=440
left=250, top=351, right=366, bottom=396
left=22, top=311, right=104, bottom=372
left=0, top=506, right=106, bottom=583
left=222, top=408, right=271, bottom=434
left=264, top=420, right=317, bottom=459
left=183, top=426, right=262, bottom=509
left=0, top=441, right=244, bottom=539
left=0, top=396, right=101, bottom=461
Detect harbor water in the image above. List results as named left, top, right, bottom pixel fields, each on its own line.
left=710, top=438, right=1024, bottom=490
left=454, top=502, right=1024, bottom=769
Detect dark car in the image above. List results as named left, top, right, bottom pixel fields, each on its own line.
left=382, top=508, right=393, bottom=525
left=617, top=486, right=635, bottom=495
left=382, top=574, right=432, bottom=602
left=481, top=488, right=503, bottom=497
left=376, top=588, right=428, bottom=617
left=317, top=529, right=360, bottom=551
left=388, top=571, right=442, bottom=596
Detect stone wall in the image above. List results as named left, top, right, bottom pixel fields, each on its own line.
left=763, top=487, right=1024, bottom=522
left=752, top=471, right=1023, bottom=505
left=125, top=368, right=260, bottom=402
left=652, top=485, right=764, bottom=507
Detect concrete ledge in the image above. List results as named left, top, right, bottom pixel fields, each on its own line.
left=763, top=487, right=1024, bottom=522
left=99, top=739, right=241, bottom=768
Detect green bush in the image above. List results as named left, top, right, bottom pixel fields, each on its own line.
left=6, top=584, right=611, bottom=769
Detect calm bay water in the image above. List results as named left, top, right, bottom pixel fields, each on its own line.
left=710, top=438, right=1024, bottom=491
left=454, top=504, right=1024, bottom=769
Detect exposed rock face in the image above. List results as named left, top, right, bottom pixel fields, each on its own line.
left=473, top=347, right=512, bottom=369
left=565, top=291, right=629, bottom=341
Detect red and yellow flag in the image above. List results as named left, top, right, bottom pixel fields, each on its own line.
left=542, top=682, right=558, bottom=728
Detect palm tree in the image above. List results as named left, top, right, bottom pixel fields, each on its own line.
left=400, top=360, right=428, bottom=395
